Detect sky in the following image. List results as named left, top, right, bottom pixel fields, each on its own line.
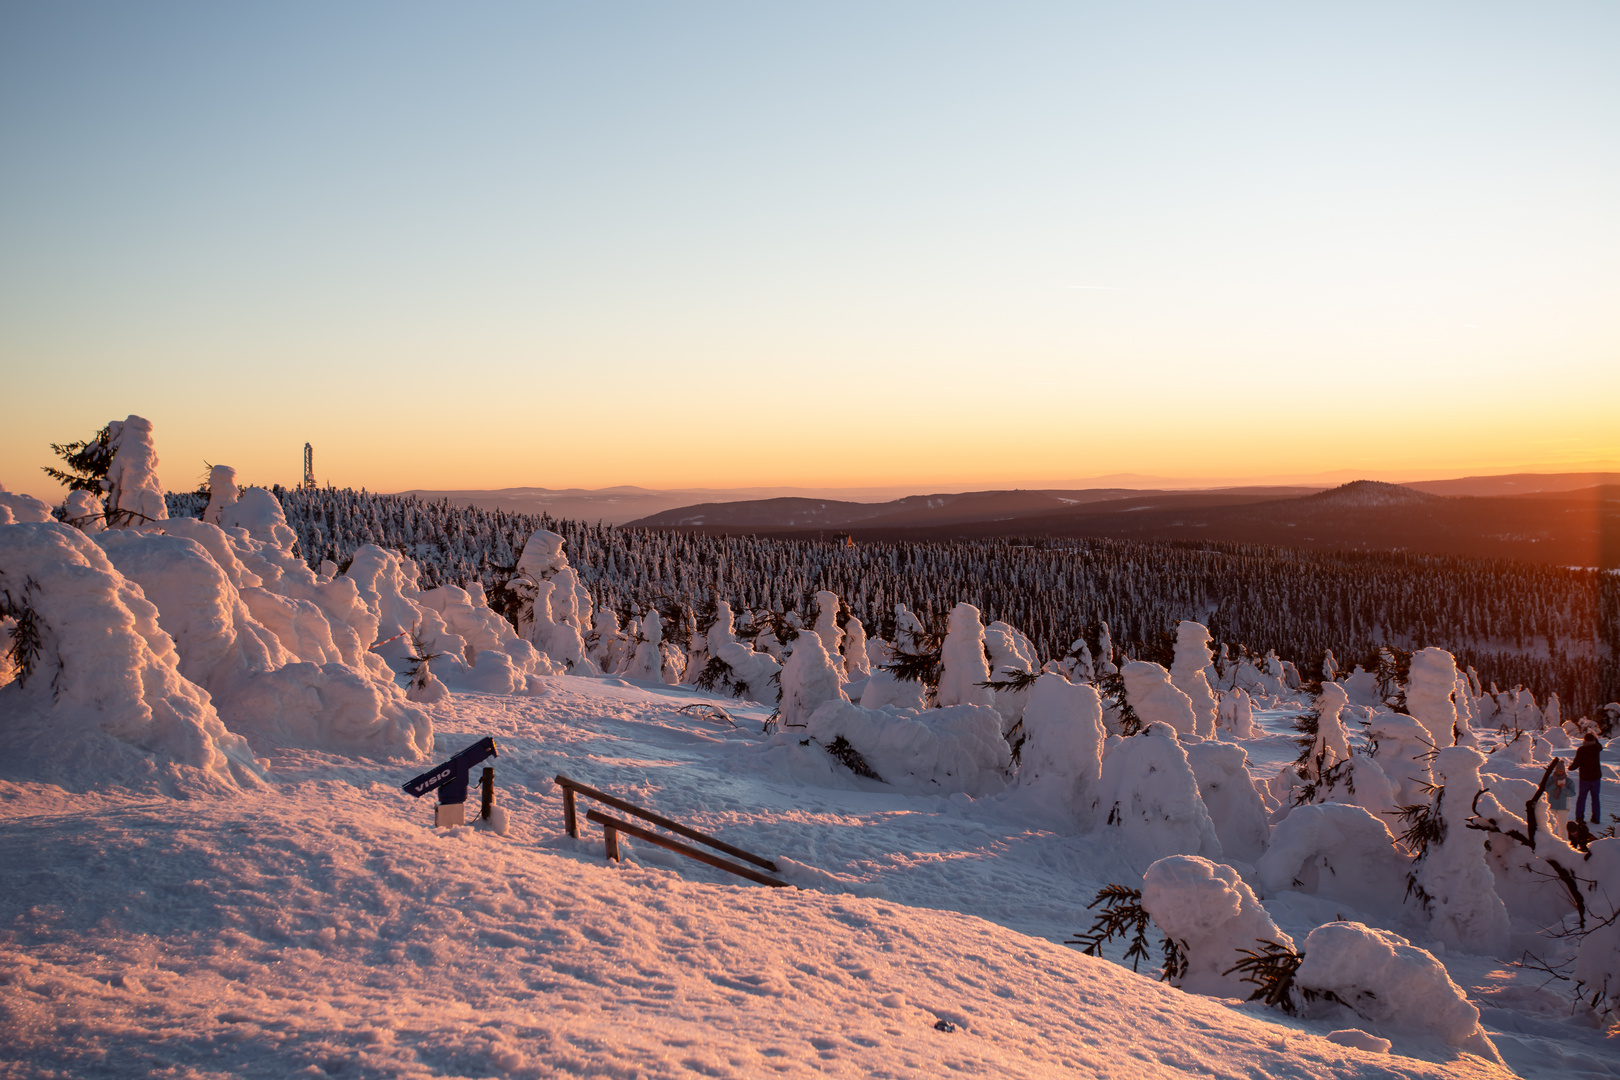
left=2, top=1, right=1618, bottom=499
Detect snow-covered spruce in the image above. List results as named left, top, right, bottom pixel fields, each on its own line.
left=1095, top=722, right=1222, bottom=869
left=1121, top=660, right=1197, bottom=738
left=936, top=602, right=993, bottom=709
left=1016, top=673, right=1106, bottom=828
left=1171, top=620, right=1219, bottom=740
left=1140, top=854, right=1292, bottom=998
left=103, top=415, right=168, bottom=529
left=1408, top=747, right=1512, bottom=957
left=1184, top=740, right=1270, bottom=864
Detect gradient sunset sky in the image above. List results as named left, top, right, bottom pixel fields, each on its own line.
left=2, top=2, right=1617, bottom=500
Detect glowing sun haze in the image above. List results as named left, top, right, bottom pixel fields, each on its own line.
left=2, top=1, right=1617, bottom=499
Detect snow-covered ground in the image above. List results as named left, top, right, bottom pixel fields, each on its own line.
left=3, top=674, right=1612, bottom=1079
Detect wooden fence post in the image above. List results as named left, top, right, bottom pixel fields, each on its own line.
left=603, top=822, right=620, bottom=861
left=563, top=785, right=578, bottom=838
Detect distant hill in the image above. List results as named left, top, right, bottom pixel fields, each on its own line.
left=1301, top=480, right=1442, bottom=507
left=1403, top=472, right=1620, bottom=496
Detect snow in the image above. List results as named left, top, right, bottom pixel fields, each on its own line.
left=1329, top=1029, right=1394, bottom=1053
left=203, top=464, right=239, bottom=525
left=861, top=667, right=930, bottom=712
left=1410, top=648, right=1462, bottom=748
left=1219, top=685, right=1258, bottom=738
left=622, top=608, right=667, bottom=682
left=1184, top=739, right=1271, bottom=863
left=812, top=588, right=844, bottom=662
left=0, top=483, right=53, bottom=525
left=62, top=487, right=104, bottom=532
left=220, top=485, right=298, bottom=550
left=712, top=639, right=783, bottom=705
left=1369, top=708, right=1439, bottom=807
left=6, top=652, right=1614, bottom=1075
left=983, top=619, right=1036, bottom=727
left=1574, top=839, right=1620, bottom=1026
left=1291, top=683, right=1400, bottom=817
left=843, top=615, right=871, bottom=679
left=0, top=729, right=1499, bottom=1080
left=800, top=700, right=1011, bottom=797
left=0, top=521, right=262, bottom=789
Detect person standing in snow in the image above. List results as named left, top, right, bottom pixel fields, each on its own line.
left=1546, top=757, right=1572, bottom=836
left=1571, top=732, right=1604, bottom=824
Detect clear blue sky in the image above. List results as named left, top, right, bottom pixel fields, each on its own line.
left=3, top=2, right=1617, bottom=496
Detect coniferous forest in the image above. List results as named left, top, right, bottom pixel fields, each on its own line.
left=167, top=486, right=1619, bottom=720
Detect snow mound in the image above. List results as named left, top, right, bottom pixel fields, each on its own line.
left=104, top=415, right=168, bottom=528
left=1573, top=838, right=1620, bottom=1025
left=779, top=628, right=849, bottom=729
left=0, top=484, right=53, bottom=525
left=801, top=699, right=1010, bottom=797
left=0, top=521, right=261, bottom=788
left=1328, top=1029, right=1392, bottom=1053
left=1367, top=709, right=1436, bottom=807
left=1257, top=803, right=1409, bottom=914
left=226, top=660, right=433, bottom=758
left=1295, top=921, right=1500, bottom=1061
left=1172, top=620, right=1219, bottom=739
left=1408, top=648, right=1460, bottom=748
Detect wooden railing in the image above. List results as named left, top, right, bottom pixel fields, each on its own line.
left=554, top=773, right=790, bottom=888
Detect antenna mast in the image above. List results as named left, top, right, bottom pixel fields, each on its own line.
left=302, top=443, right=318, bottom=491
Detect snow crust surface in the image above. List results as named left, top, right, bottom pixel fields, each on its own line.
left=2, top=677, right=1543, bottom=1080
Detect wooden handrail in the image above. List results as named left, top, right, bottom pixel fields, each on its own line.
left=553, top=773, right=778, bottom=872
left=585, top=809, right=790, bottom=888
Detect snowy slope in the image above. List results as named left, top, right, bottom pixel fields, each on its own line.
left=5, top=675, right=1607, bottom=1079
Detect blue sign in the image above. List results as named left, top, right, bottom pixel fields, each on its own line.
left=402, top=737, right=498, bottom=804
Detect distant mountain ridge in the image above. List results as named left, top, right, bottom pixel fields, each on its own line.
left=393, top=472, right=1619, bottom=526
left=626, top=486, right=1324, bottom=531
left=624, top=477, right=1620, bottom=568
